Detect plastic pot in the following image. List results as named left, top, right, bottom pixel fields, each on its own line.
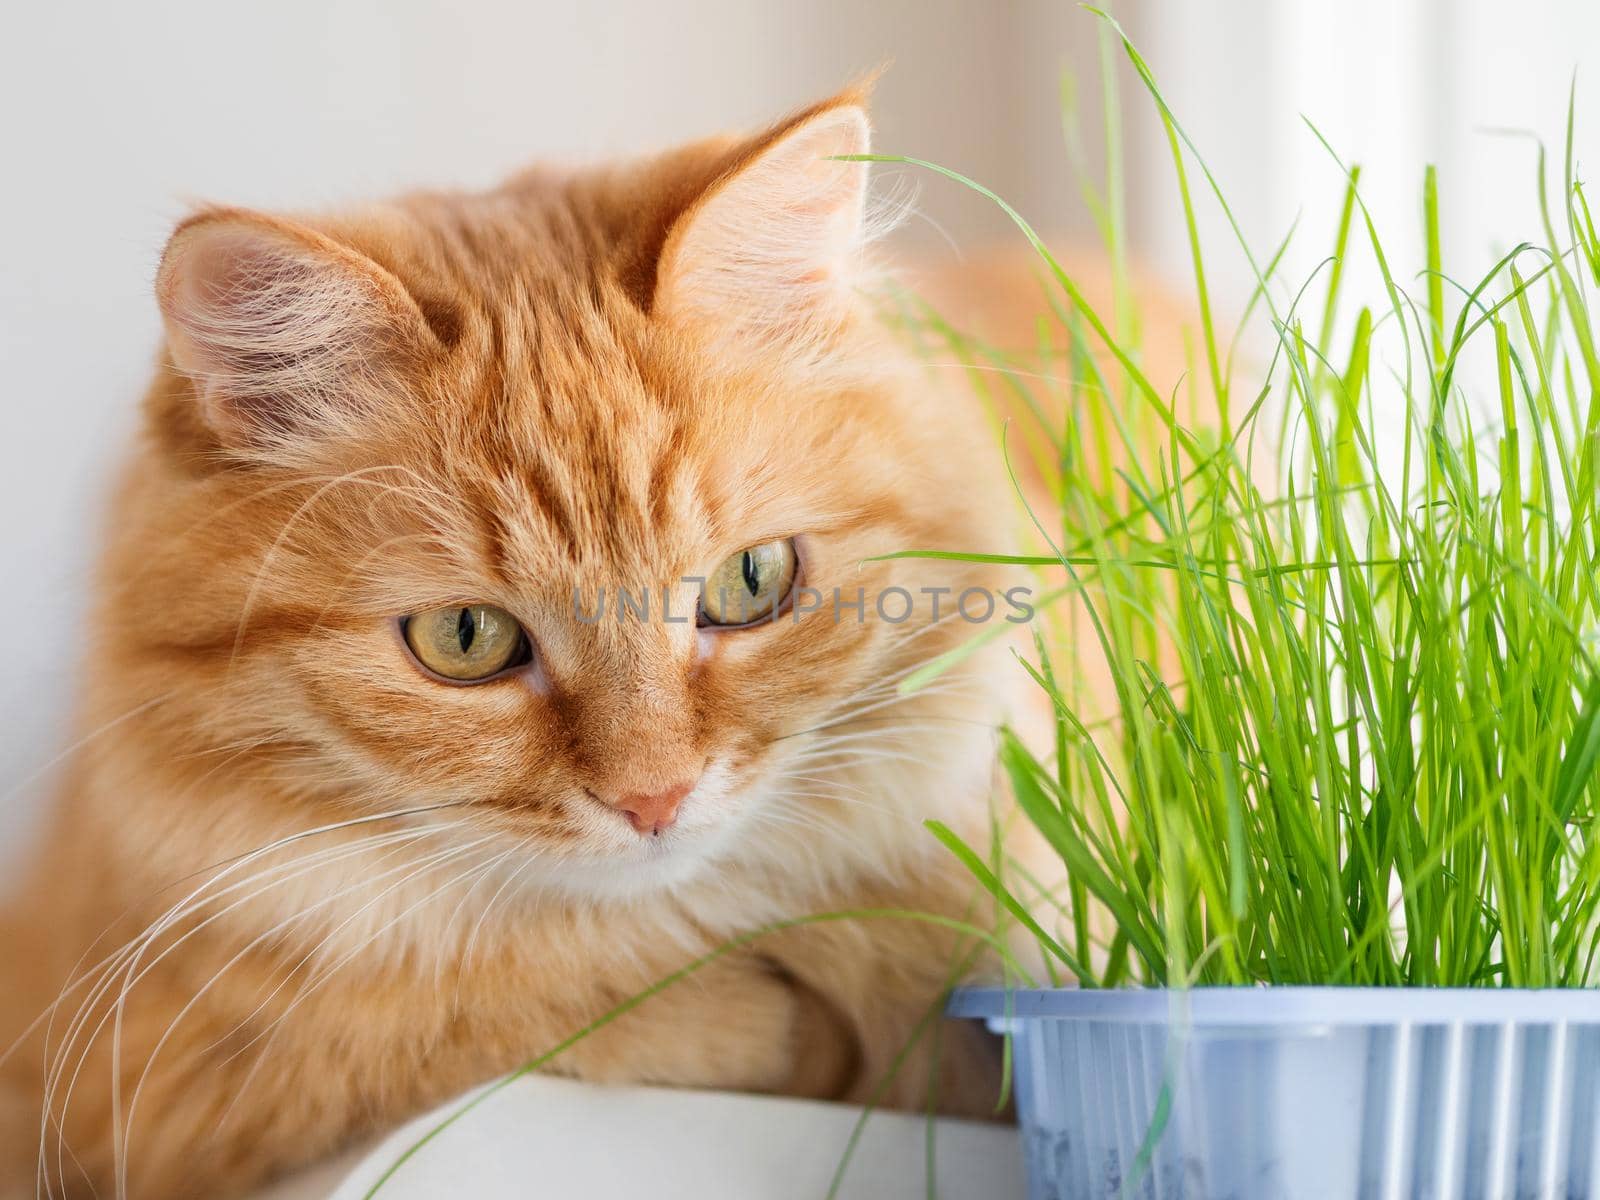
left=951, top=986, right=1600, bottom=1199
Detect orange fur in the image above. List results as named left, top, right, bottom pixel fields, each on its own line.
left=0, top=93, right=1042, bottom=1199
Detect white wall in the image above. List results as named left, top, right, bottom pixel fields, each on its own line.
left=0, top=0, right=1097, bottom=854
left=1134, top=0, right=1600, bottom=316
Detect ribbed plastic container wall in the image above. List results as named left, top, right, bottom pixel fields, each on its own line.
left=951, top=988, right=1600, bottom=1200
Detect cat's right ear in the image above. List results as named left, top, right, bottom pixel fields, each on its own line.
left=156, top=209, right=438, bottom=455
left=652, top=93, right=872, bottom=354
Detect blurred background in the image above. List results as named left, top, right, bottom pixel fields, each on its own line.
left=1, top=0, right=1596, bottom=859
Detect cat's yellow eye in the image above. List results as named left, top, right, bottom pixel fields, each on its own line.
left=700, top=539, right=798, bottom=627
left=403, top=603, right=529, bottom=681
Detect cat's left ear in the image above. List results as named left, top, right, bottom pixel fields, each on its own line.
left=653, top=93, right=871, bottom=348
left=155, top=208, right=441, bottom=456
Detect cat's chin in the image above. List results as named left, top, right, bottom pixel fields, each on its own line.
left=513, top=841, right=725, bottom=903
left=508, top=815, right=750, bottom=904
left=550, top=851, right=720, bottom=902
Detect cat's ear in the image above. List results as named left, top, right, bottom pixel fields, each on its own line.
left=653, top=94, right=871, bottom=348
left=156, top=209, right=438, bottom=452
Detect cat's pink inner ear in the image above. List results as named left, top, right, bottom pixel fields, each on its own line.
left=654, top=104, right=871, bottom=342
left=156, top=212, right=425, bottom=450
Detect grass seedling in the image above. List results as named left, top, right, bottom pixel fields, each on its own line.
left=905, top=12, right=1600, bottom=990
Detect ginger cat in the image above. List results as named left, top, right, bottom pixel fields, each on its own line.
left=0, top=90, right=1044, bottom=1199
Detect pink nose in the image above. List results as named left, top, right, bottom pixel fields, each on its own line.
left=612, top=780, right=694, bottom=836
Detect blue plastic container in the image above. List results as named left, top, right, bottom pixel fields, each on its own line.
left=951, top=987, right=1600, bottom=1200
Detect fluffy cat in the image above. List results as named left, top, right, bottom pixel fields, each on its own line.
left=0, top=89, right=1037, bottom=1199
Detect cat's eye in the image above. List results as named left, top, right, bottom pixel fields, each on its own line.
left=402, top=603, right=530, bottom=682
left=699, top=539, right=798, bottom=627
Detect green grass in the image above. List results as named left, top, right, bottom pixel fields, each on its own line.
left=893, top=11, right=1600, bottom=990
